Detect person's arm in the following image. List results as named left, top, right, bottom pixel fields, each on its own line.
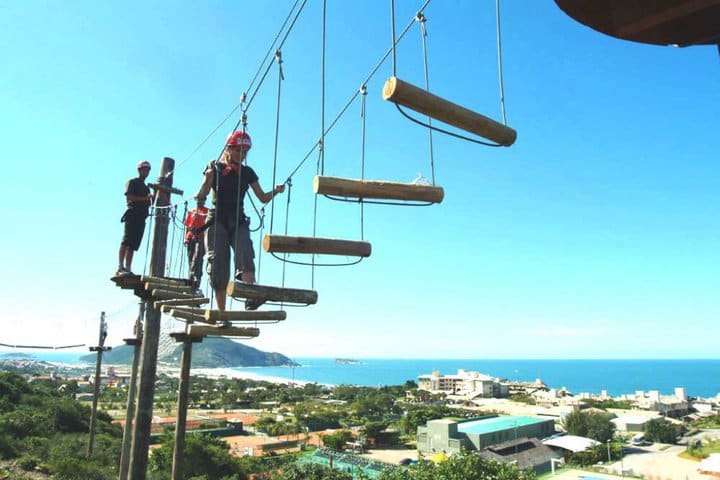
left=250, top=181, right=285, bottom=203
left=195, top=168, right=215, bottom=202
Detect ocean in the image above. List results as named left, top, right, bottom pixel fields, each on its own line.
left=4, top=350, right=719, bottom=399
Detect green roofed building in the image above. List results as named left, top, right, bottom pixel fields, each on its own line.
left=417, top=415, right=555, bottom=455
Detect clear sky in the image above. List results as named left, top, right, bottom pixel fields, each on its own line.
left=1, top=1, right=718, bottom=359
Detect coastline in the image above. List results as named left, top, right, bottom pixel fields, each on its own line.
left=191, top=367, right=317, bottom=386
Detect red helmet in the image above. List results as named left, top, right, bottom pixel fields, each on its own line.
left=137, top=160, right=151, bottom=170
left=226, top=130, right=252, bottom=149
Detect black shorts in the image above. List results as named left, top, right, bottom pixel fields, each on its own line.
left=122, top=215, right=147, bottom=251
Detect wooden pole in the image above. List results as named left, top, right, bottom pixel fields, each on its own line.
left=314, top=175, right=445, bottom=203
left=129, top=157, right=181, bottom=480
left=87, top=312, right=110, bottom=459
left=382, top=76, right=517, bottom=147
left=263, top=234, right=372, bottom=257
left=170, top=332, right=194, bottom=479
left=118, top=301, right=144, bottom=480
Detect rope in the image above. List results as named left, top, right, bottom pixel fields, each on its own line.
left=416, top=12, right=437, bottom=186
left=496, top=0, right=508, bottom=125
left=269, top=49, right=285, bottom=235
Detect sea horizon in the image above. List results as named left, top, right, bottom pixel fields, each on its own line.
left=3, top=351, right=719, bottom=399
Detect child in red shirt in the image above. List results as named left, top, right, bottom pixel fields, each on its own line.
left=184, top=198, right=209, bottom=291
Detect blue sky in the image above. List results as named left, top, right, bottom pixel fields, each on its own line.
left=1, top=1, right=718, bottom=359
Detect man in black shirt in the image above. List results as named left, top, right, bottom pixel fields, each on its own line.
left=195, top=131, right=285, bottom=310
left=117, top=160, right=154, bottom=276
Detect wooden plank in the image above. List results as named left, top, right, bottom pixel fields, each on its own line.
left=204, top=310, right=287, bottom=322
left=187, top=325, right=260, bottom=338
left=152, top=289, right=205, bottom=300
left=165, top=308, right=210, bottom=323
left=154, top=298, right=210, bottom=308
left=227, top=281, right=318, bottom=305
left=382, top=76, right=517, bottom=147
left=144, top=282, right=193, bottom=294
left=314, top=175, right=444, bottom=203
left=110, top=274, right=142, bottom=290
left=141, top=275, right=189, bottom=287
left=263, top=234, right=371, bottom=257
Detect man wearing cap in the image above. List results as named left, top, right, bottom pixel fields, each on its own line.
left=194, top=130, right=285, bottom=311
left=116, top=160, right=154, bottom=276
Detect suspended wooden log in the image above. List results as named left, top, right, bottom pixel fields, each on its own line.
left=186, top=325, right=260, bottom=339
left=144, top=282, right=193, bottom=294
left=141, top=276, right=189, bottom=287
left=165, top=308, right=207, bottom=323
left=227, top=281, right=318, bottom=305
left=169, top=332, right=203, bottom=343
left=152, top=289, right=205, bottom=301
left=314, top=175, right=444, bottom=203
left=123, top=338, right=139, bottom=346
left=382, top=76, right=517, bottom=147
left=204, top=309, right=286, bottom=323
left=263, top=234, right=371, bottom=257
left=154, top=297, right=210, bottom=308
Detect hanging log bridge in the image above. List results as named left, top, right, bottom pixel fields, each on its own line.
left=382, top=76, right=517, bottom=147
left=314, top=175, right=444, bottom=204
left=263, top=234, right=371, bottom=258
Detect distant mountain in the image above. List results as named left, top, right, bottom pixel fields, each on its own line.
left=80, top=337, right=297, bottom=368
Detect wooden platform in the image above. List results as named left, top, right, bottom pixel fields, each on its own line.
left=154, top=297, right=210, bottom=308
left=314, top=175, right=444, bottom=204
left=554, top=0, right=720, bottom=47
left=227, top=281, right=318, bottom=305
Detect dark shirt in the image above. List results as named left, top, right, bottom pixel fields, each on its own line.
left=205, top=161, right=258, bottom=223
left=125, top=177, right=151, bottom=218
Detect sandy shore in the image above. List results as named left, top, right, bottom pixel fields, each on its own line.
left=190, top=367, right=314, bottom=386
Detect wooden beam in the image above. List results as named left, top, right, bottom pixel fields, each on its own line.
left=186, top=325, right=260, bottom=339
left=111, top=274, right=141, bottom=290
left=382, top=76, right=517, bottom=147
left=165, top=308, right=209, bottom=323
left=314, top=175, right=444, bottom=203
left=154, top=298, right=210, bottom=309
left=227, top=281, right=318, bottom=305
left=144, top=282, right=193, bottom=294
left=141, top=276, right=189, bottom=287
left=148, top=183, right=184, bottom=196
left=151, top=289, right=205, bottom=300
left=263, top=234, right=371, bottom=257
left=204, top=310, right=287, bottom=322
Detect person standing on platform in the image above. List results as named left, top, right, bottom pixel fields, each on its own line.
left=194, top=130, right=285, bottom=311
left=117, top=160, right=154, bottom=276
left=184, top=198, right=208, bottom=292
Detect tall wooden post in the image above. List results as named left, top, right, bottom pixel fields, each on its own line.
left=171, top=334, right=197, bottom=480
left=87, top=312, right=111, bottom=458
left=118, top=301, right=145, bottom=480
left=129, top=157, right=182, bottom=480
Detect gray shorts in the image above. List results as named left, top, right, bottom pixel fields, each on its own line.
left=205, top=214, right=255, bottom=291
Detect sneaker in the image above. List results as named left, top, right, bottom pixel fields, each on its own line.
left=116, top=267, right=129, bottom=277
left=245, top=299, right=265, bottom=311
left=195, top=288, right=204, bottom=297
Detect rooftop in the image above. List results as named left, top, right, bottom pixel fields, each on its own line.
left=457, top=416, right=546, bottom=435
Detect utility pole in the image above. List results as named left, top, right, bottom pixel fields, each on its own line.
left=118, top=301, right=145, bottom=480
left=87, top=311, right=111, bottom=459
left=128, top=157, right=183, bottom=480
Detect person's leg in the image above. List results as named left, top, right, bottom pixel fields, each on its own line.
left=206, top=219, right=230, bottom=311
left=194, top=240, right=205, bottom=283
left=233, top=220, right=262, bottom=310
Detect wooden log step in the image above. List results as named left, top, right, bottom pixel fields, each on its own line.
left=382, top=76, right=517, bottom=147
left=186, top=325, right=260, bottom=339
left=227, top=281, right=318, bottom=305
left=154, top=298, right=210, bottom=309
left=145, top=282, right=193, bottom=294
left=314, top=175, right=444, bottom=204
left=163, top=307, right=287, bottom=323
left=141, top=276, right=190, bottom=287
left=263, top=234, right=371, bottom=257
left=169, top=332, right=203, bottom=343
left=165, top=308, right=208, bottom=323
left=152, top=289, right=205, bottom=300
